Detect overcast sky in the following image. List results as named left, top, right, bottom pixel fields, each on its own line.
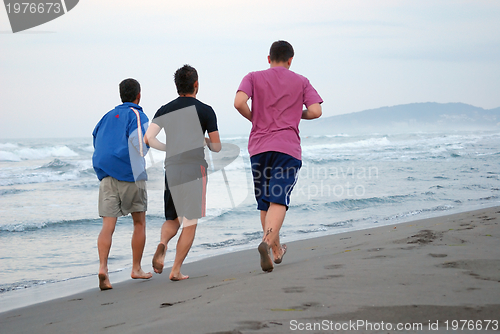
left=1, top=0, right=499, bottom=139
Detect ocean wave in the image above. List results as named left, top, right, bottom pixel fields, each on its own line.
left=0, top=158, right=94, bottom=186
left=469, top=195, right=499, bottom=202
left=0, top=151, right=21, bottom=161
left=320, top=220, right=355, bottom=228
left=0, top=271, right=100, bottom=294
left=0, top=189, right=27, bottom=196
left=303, top=137, right=392, bottom=152
left=476, top=152, right=500, bottom=158
left=303, top=134, right=350, bottom=139
left=287, top=194, right=415, bottom=215
left=0, top=218, right=101, bottom=233
left=202, top=204, right=255, bottom=222
left=297, top=226, right=328, bottom=233
left=301, top=137, right=395, bottom=162
left=81, top=145, right=94, bottom=153
left=461, top=184, right=491, bottom=190
left=299, top=131, right=495, bottom=163
left=79, top=167, right=97, bottom=177
left=70, top=182, right=99, bottom=190
left=302, top=156, right=352, bottom=163
left=37, top=158, right=75, bottom=170
left=0, top=143, right=19, bottom=149
left=0, top=146, right=78, bottom=161
left=205, top=207, right=232, bottom=218
left=323, top=194, right=415, bottom=211
left=0, top=171, right=81, bottom=186
left=0, top=279, right=53, bottom=293
left=200, top=232, right=262, bottom=249
left=383, top=205, right=454, bottom=222
left=243, top=231, right=262, bottom=237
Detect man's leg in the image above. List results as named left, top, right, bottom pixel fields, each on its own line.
left=254, top=152, right=300, bottom=271
left=130, top=211, right=152, bottom=280
left=260, top=205, right=287, bottom=262
left=258, top=203, right=287, bottom=271
left=170, top=218, right=198, bottom=281
left=152, top=218, right=180, bottom=274
left=97, top=217, right=117, bottom=290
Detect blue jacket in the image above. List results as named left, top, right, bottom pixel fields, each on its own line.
left=92, top=103, right=149, bottom=182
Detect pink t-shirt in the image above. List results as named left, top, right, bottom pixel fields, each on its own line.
left=238, top=66, right=323, bottom=160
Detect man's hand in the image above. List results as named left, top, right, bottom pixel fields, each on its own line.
left=302, top=103, right=322, bottom=120
left=206, top=131, right=221, bottom=152
left=144, top=123, right=167, bottom=151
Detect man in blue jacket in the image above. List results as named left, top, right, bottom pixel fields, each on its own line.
left=92, top=78, right=152, bottom=290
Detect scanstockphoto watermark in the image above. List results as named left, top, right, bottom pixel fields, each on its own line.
left=251, top=162, right=379, bottom=200
left=299, top=162, right=378, bottom=182
left=299, top=162, right=378, bottom=199
left=3, top=0, right=79, bottom=33
left=290, top=319, right=499, bottom=331
left=290, top=319, right=424, bottom=332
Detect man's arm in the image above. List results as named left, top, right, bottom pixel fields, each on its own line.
left=302, top=103, right=322, bottom=120
left=144, top=123, right=167, bottom=151
left=205, top=131, right=222, bottom=152
left=128, top=123, right=149, bottom=157
left=234, top=91, right=252, bottom=121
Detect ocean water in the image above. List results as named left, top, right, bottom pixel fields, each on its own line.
left=1, top=131, right=499, bottom=299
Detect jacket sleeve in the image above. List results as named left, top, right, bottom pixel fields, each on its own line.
left=128, top=109, right=150, bottom=157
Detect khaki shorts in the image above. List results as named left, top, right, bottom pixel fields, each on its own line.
left=98, top=177, right=147, bottom=217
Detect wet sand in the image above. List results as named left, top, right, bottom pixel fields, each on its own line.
left=1, top=206, right=499, bottom=333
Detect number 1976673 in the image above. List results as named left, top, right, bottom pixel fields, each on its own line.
left=6, top=2, right=62, bottom=14
left=444, top=320, right=499, bottom=331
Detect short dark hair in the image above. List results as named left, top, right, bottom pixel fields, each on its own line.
left=119, top=78, right=141, bottom=103
left=174, top=65, right=198, bottom=95
left=269, top=40, right=294, bottom=63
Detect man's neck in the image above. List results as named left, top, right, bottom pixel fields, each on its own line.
left=270, top=61, right=290, bottom=70
left=179, top=93, right=196, bottom=98
left=269, top=56, right=293, bottom=69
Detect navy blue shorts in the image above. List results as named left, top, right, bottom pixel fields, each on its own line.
left=250, top=151, right=302, bottom=211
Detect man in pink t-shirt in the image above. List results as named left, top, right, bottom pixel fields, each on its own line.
left=234, top=40, right=323, bottom=272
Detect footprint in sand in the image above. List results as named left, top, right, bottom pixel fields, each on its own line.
left=396, top=229, right=443, bottom=245
left=363, top=255, right=393, bottom=259
left=315, top=274, right=344, bottom=280
left=282, top=286, right=305, bottom=293
left=439, top=259, right=500, bottom=282
left=429, top=253, right=448, bottom=258
left=324, top=264, right=344, bottom=270
left=366, top=248, right=384, bottom=252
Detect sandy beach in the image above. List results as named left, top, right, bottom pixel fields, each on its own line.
left=1, top=206, right=499, bottom=333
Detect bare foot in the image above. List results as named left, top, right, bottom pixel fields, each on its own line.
left=152, top=243, right=166, bottom=274
left=98, top=273, right=112, bottom=291
left=131, top=268, right=153, bottom=280
left=169, top=272, right=189, bottom=281
left=258, top=242, right=274, bottom=272
left=274, top=244, right=287, bottom=264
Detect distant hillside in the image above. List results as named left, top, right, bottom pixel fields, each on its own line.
left=300, top=102, right=500, bottom=135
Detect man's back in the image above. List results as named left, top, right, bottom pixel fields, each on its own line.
left=238, top=66, right=322, bottom=160
left=92, top=102, right=149, bottom=182
left=152, top=97, right=218, bottom=168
